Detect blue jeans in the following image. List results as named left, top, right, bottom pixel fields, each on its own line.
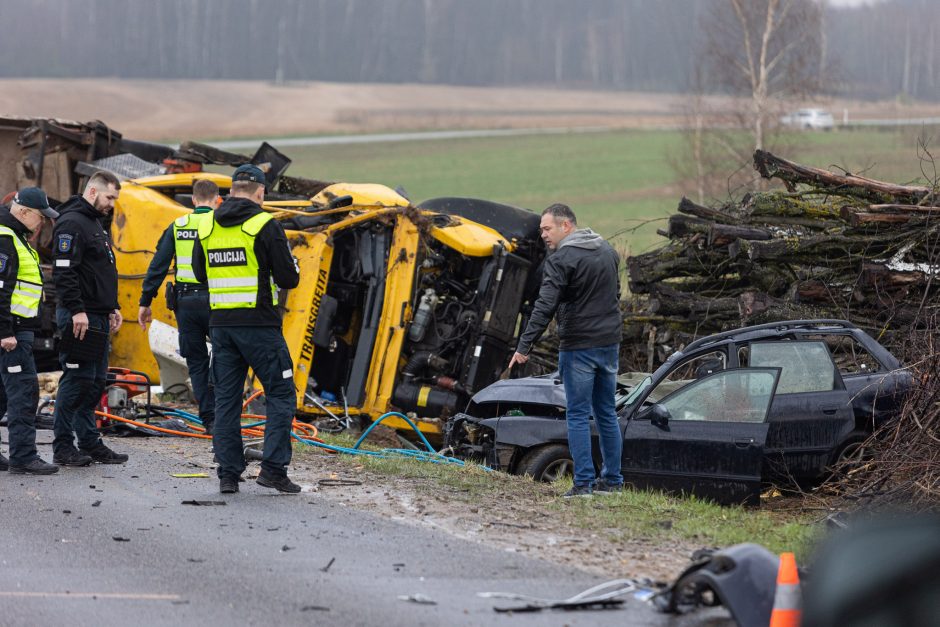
left=175, top=290, right=214, bottom=425
left=53, top=309, right=110, bottom=454
left=210, top=326, right=295, bottom=480
left=0, top=331, right=40, bottom=465
left=559, top=344, right=623, bottom=487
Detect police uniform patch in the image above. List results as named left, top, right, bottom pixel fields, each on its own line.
left=57, top=234, right=74, bottom=253
left=0, top=253, right=8, bottom=274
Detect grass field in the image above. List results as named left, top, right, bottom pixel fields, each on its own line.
left=282, top=126, right=940, bottom=254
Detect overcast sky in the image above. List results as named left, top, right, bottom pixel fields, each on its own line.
left=828, top=0, right=885, bottom=6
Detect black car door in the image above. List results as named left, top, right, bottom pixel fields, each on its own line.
left=747, top=340, right=855, bottom=481
left=621, top=367, right=780, bottom=506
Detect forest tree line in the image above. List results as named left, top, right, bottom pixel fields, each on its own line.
left=1, top=0, right=937, bottom=101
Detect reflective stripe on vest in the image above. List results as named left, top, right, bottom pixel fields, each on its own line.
left=0, top=225, right=43, bottom=319
left=174, top=212, right=212, bottom=284
left=197, top=212, right=276, bottom=310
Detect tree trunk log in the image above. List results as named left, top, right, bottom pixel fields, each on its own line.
left=708, top=223, right=772, bottom=247
left=677, top=196, right=736, bottom=223
left=753, top=150, right=933, bottom=205
left=667, top=214, right=710, bottom=238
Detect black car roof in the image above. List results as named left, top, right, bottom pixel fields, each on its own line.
left=682, top=319, right=858, bottom=354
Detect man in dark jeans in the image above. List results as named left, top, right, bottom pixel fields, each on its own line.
left=510, top=203, right=623, bottom=498
left=52, top=171, right=128, bottom=466
left=0, top=188, right=60, bottom=474
left=139, top=179, right=219, bottom=434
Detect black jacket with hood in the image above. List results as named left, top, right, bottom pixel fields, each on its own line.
left=52, top=195, right=120, bottom=316
left=516, top=228, right=622, bottom=354
left=192, top=196, right=299, bottom=327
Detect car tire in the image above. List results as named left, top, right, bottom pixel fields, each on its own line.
left=829, top=430, right=871, bottom=476
left=517, top=444, right=574, bottom=482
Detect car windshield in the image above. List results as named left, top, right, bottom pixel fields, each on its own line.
left=623, top=376, right=652, bottom=406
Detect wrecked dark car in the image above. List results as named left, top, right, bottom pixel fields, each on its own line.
left=445, top=320, right=911, bottom=505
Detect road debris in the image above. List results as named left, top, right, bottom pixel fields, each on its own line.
left=181, top=500, right=227, bottom=506
left=652, top=544, right=779, bottom=626
left=171, top=473, right=209, bottom=478
left=479, top=579, right=639, bottom=613
left=397, top=593, right=436, bottom=605
left=320, top=557, right=336, bottom=573
left=318, top=478, right=363, bottom=487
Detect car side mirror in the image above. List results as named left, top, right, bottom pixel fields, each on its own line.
left=649, top=404, right=670, bottom=430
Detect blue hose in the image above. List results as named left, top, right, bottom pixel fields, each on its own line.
left=167, top=408, right=481, bottom=469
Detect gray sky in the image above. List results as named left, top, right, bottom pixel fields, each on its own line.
left=828, top=0, right=885, bottom=6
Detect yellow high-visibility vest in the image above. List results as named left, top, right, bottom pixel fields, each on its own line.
left=0, top=225, right=42, bottom=319
left=197, top=212, right=276, bottom=310
left=173, top=211, right=213, bottom=284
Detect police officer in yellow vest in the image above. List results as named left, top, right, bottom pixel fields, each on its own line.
left=192, top=164, right=300, bottom=494
left=0, top=188, right=59, bottom=474
left=138, top=179, right=220, bottom=434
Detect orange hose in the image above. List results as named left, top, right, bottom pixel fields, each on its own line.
left=96, top=399, right=322, bottom=443
left=96, top=411, right=212, bottom=439
left=242, top=390, right=264, bottom=409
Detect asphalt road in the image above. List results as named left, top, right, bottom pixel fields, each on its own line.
left=0, top=430, right=732, bottom=626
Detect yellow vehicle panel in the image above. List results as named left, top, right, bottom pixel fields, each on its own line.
left=429, top=218, right=512, bottom=257
left=311, top=183, right=410, bottom=208
left=110, top=182, right=191, bottom=383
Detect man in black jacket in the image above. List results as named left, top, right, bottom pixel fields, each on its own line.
left=138, top=179, right=219, bottom=434
left=192, top=164, right=300, bottom=494
left=0, top=188, right=60, bottom=474
left=509, top=203, right=623, bottom=497
left=52, top=171, right=128, bottom=467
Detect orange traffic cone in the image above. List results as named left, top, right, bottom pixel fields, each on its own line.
left=769, top=552, right=802, bottom=627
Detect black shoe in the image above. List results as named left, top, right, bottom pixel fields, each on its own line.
left=0, top=452, right=8, bottom=471
left=562, top=484, right=594, bottom=498
left=202, top=420, right=214, bottom=436
left=53, top=449, right=93, bottom=467
left=79, top=443, right=129, bottom=464
left=593, top=479, right=625, bottom=494
left=256, top=471, right=301, bottom=494
left=220, top=477, right=239, bottom=494
left=10, top=459, right=60, bottom=475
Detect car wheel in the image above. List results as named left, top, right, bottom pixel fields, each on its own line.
left=829, top=431, right=872, bottom=476
left=518, top=444, right=573, bottom=482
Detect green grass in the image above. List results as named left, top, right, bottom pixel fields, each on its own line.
left=299, top=436, right=817, bottom=559
left=283, top=129, right=683, bottom=253
left=278, top=126, right=939, bottom=254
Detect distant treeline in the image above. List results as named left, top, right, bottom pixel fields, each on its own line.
left=2, top=0, right=938, bottom=101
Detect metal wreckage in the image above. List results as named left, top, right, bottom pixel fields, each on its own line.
left=0, top=116, right=545, bottom=438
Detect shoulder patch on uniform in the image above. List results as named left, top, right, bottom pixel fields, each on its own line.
left=0, top=253, right=8, bottom=274
left=57, top=234, right=74, bottom=253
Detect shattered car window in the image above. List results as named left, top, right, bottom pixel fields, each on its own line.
left=749, top=341, right=835, bottom=394
left=660, top=369, right=777, bottom=423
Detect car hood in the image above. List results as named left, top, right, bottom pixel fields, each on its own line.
left=470, top=371, right=648, bottom=408
left=471, top=373, right=567, bottom=406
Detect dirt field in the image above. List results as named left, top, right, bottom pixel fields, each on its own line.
left=4, top=78, right=939, bottom=141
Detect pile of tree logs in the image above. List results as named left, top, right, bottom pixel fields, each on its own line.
left=622, top=149, right=940, bottom=370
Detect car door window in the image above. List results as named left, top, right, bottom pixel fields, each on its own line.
left=649, top=350, right=727, bottom=403
left=749, top=340, right=835, bottom=394
left=659, top=368, right=779, bottom=423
